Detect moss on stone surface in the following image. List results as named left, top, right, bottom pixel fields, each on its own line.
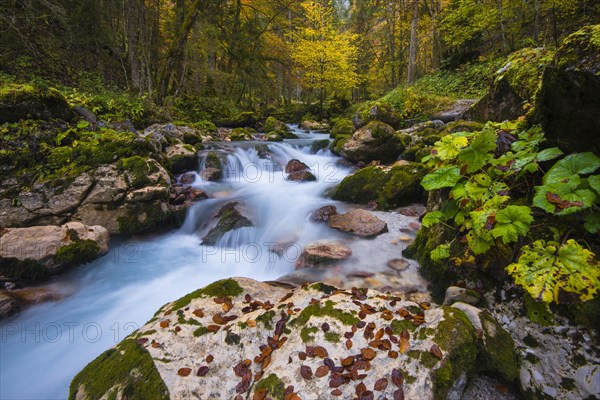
left=0, top=83, right=73, bottom=122
left=329, top=134, right=349, bottom=155
left=116, top=201, right=172, bottom=235
left=431, top=307, right=478, bottom=400
left=171, top=278, right=243, bottom=310
left=0, top=257, right=48, bottom=282
left=193, top=326, right=210, bottom=337
left=256, top=310, right=276, bottom=330
left=479, top=311, right=520, bottom=382
left=253, top=373, right=285, bottom=400
left=68, top=339, right=169, bottom=400
left=331, top=163, right=425, bottom=210
left=308, top=282, right=336, bottom=294
left=290, top=300, right=359, bottom=327
left=391, top=319, right=417, bottom=334
left=117, top=156, right=152, bottom=189
left=202, top=202, right=253, bottom=245
left=300, top=326, right=318, bottom=343
left=324, top=331, right=340, bottom=343
left=55, top=239, right=101, bottom=267
left=225, top=331, right=241, bottom=345
left=330, top=118, right=354, bottom=137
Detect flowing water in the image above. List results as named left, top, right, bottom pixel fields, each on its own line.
left=0, top=126, right=427, bottom=399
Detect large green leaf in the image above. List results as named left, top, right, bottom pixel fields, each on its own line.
left=430, top=243, right=451, bottom=261
left=421, top=166, right=462, bottom=191
left=584, top=213, right=600, bottom=234
left=491, top=205, right=533, bottom=244
left=536, top=147, right=563, bottom=162
left=588, top=175, right=600, bottom=195
left=434, top=135, right=469, bottom=161
left=422, top=211, right=445, bottom=228
left=543, top=152, right=600, bottom=185
left=533, top=180, right=596, bottom=215
left=506, top=240, right=600, bottom=303
left=458, top=130, right=497, bottom=173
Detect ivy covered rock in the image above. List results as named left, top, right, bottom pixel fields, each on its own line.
left=331, top=163, right=426, bottom=210
left=0, top=222, right=108, bottom=283
left=0, top=83, right=73, bottom=122
left=228, top=127, right=255, bottom=141
left=535, top=24, right=600, bottom=154
left=340, top=121, right=405, bottom=164
left=69, top=278, right=517, bottom=400
left=465, top=47, right=553, bottom=122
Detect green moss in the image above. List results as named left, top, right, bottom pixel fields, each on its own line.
left=331, top=163, right=425, bottom=210
left=479, top=312, right=520, bottom=382
left=117, top=156, right=151, bottom=189
left=253, top=373, right=285, bottom=400
left=55, top=239, right=101, bottom=267
left=202, top=202, right=253, bottom=245
left=496, top=48, right=554, bottom=102
left=310, top=139, right=330, bottom=153
left=560, top=378, right=576, bottom=390
left=171, top=278, right=243, bottom=310
left=225, top=331, right=241, bottom=345
left=300, top=326, right=318, bottom=343
left=524, top=352, right=540, bottom=364
left=68, top=339, right=169, bottom=400
left=229, top=127, right=255, bottom=141
left=256, top=310, right=276, bottom=330
left=420, top=351, right=440, bottom=368
left=193, top=326, right=210, bottom=337
left=329, top=134, right=349, bottom=155
left=290, top=300, right=359, bottom=327
left=324, top=331, right=340, bottom=343
left=308, top=282, right=336, bottom=294
left=523, top=334, right=539, bottom=348
left=117, top=201, right=172, bottom=235
left=440, top=120, right=483, bottom=136
left=432, top=307, right=478, bottom=400
left=391, top=319, right=417, bottom=334
left=330, top=118, right=354, bottom=137
left=0, top=83, right=72, bottom=122
left=0, top=257, right=48, bottom=282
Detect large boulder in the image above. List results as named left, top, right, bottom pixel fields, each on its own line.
left=535, top=25, right=600, bottom=154
left=200, top=151, right=225, bottom=182
left=0, top=83, right=73, bottom=122
left=353, top=103, right=403, bottom=129
left=328, top=209, right=388, bottom=237
left=70, top=278, right=517, bottom=400
left=0, top=222, right=108, bottom=283
left=218, top=111, right=258, bottom=128
left=285, top=159, right=316, bottom=182
left=331, top=162, right=426, bottom=210
left=299, top=120, right=330, bottom=132
left=295, top=241, right=353, bottom=269
left=340, top=121, right=404, bottom=164
left=166, top=144, right=198, bottom=174
left=464, top=47, right=553, bottom=122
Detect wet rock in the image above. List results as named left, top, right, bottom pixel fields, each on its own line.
left=285, top=160, right=316, bottom=182
left=0, top=222, right=109, bottom=282
left=340, top=121, right=404, bottom=164
left=0, top=292, right=19, bottom=320
left=285, top=159, right=310, bottom=173
left=535, top=25, right=600, bottom=154
left=444, top=286, right=481, bottom=306
left=0, top=83, right=73, bottom=122
left=432, top=100, right=476, bottom=123
left=295, top=241, right=352, bottom=269
left=179, top=172, right=196, bottom=185
left=310, top=205, right=337, bottom=222
left=166, top=144, right=198, bottom=174
left=263, top=117, right=289, bottom=133
left=299, top=120, right=330, bottom=131
left=200, top=152, right=224, bottom=182
left=310, top=139, right=330, bottom=154
left=70, top=278, right=515, bottom=400
left=387, top=259, right=409, bottom=271
left=73, top=106, right=98, bottom=124
left=328, top=209, right=388, bottom=237
left=85, top=165, right=127, bottom=204
left=202, top=202, right=253, bottom=245
left=331, top=163, right=426, bottom=210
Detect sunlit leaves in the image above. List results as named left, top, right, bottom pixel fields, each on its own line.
left=506, top=240, right=600, bottom=303
left=430, top=244, right=451, bottom=261
left=421, top=166, right=462, bottom=190
left=458, top=129, right=497, bottom=173
left=491, top=206, right=533, bottom=244
left=433, top=134, right=469, bottom=161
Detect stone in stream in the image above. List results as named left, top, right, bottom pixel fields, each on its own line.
left=328, top=209, right=388, bottom=237
left=340, top=121, right=405, bottom=164
left=285, top=159, right=317, bottom=182
left=200, top=152, right=225, bottom=182
left=70, top=277, right=518, bottom=400
left=387, top=258, right=410, bottom=272
left=0, top=222, right=109, bottom=283
left=443, top=286, right=481, bottom=306
left=202, top=202, right=253, bottom=245
left=165, top=144, right=198, bottom=174
left=309, top=205, right=337, bottom=222
left=295, top=241, right=352, bottom=269
left=0, top=292, right=20, bottom=320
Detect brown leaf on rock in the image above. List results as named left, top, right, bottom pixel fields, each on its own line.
left=196, top=366, right=209, bottom=377
left=361, top=348, right=376, bottom=360
left=360, top=390, right=374, bottom=400
left=206, top=355, right=214, bottom=363
left=316, top=365, right=330, bottom=378
left=207, top=324, right=220, bottom=333
left=430, top=344, right=443, bottom=359
left=298, top=351, right=307, bottom=360
left=356, top=382, right=367, bottom=396
left=342, top=356, right=355, bottom=367
left=388, top=350, right=398, bottom=359
left=374, top=378, right=388, bottom=391
left=397, top=308, right=410, bottom=317
left=253, top=388, right=267, bottom=400
left=321, top=322, right=330, bottom=332
left=393, top=388, right=405, bottom=400
left=399, top=331, right=410, bottom=354
left=300, top=365, right=313, bottom=380
left=159, top=320, right=169, bottom=328
left=391, top=369, right=404, bottom=387
left=331, top=389, right=343, bottom=396
left=314, top=345, right=329, bottom=358
left=192, top=309, right=204, bottom=318
left=346, top=339, right=353, bottom=349
left=178, top=368, right=192, bottom=377
left=329, top=372, right=345, bottom=388
left=136, top=338, right=149, bottom=345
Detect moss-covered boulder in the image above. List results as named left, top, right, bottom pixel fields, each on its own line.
left=299, top=120, right=330, bottom=132
left=535, top=24, right=600, bottom=154
left=165, top=144, right=198, bottom=174
left=310, top=139, right=330, bottom=154
left=202, top=202, right=253, bottom=245
left=340, top=121, right=405, bottom=164
left=69, top=278, right=515, bottom=400
left=229, top=127, right=255, bottom=141
left=330, top=118, right=354, bottom=137
left=218, top=111, right=257, bottom=128
left=464, top=48, right=553, bottom=122
left=0, top=83, right=73, bottom=122
left=353, top=102, right=403, bottom=129
left=331, top=163, right=426, bottom=210
left=0, top=222, right=108, bottom=283
left=263, top=116, right=289, bottom=133
left=200, top=151, right=225, bottom=181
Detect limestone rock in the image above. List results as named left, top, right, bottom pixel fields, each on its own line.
left=340, top=121, right=404, bottom=164
left=70, top=278, right=515, bottom=400
left=202, top=202, right=253, bottom=245
left=309, top=205, right=337, bottom=222
left=444, top=286, right=481, bottom=306
left=299, top=120, right=330, bottom=131
left=0, top=292, right=20, bottom=320
left=328, top=209, right=388, bottom=237
left=285, top=159, right=316, bottom=182
left=295, top=241, right=352, bottom=268
left=166, top=144, right=198, bottom=174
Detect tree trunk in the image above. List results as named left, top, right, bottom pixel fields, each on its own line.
left=407, top=0, right=419, bottom=84
left=127, top=0, right=141, bottom=92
